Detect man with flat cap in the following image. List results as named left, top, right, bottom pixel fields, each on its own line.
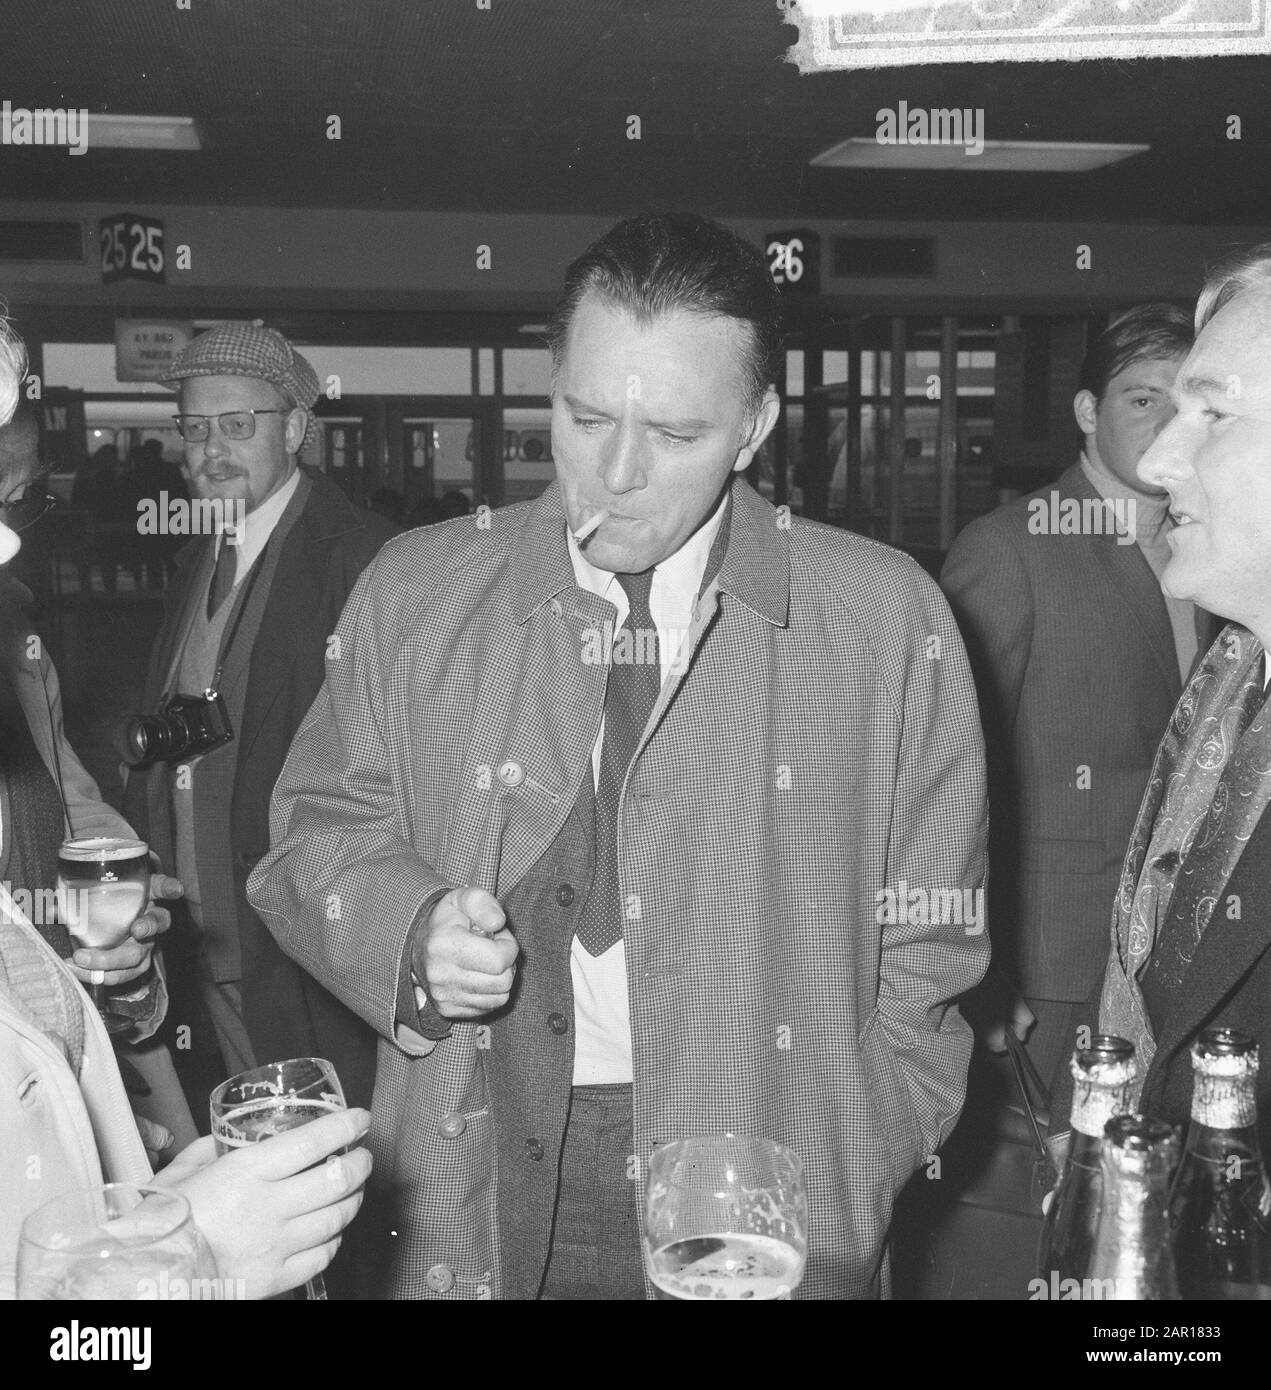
left=123, top=323, right=397, bottom=1115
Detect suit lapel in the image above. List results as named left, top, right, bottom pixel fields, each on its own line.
left=1149, top=803, right=1271, bottom=1074
left=233, top=485, right=315, bottom=768
left=1068, top=469, right=1179, bottom=697
left=154, top=540, right=216, bottom=698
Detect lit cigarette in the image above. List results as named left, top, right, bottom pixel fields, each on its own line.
left=572, top=509, right=609, bottom=545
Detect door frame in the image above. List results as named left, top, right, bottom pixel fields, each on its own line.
left=383, top=396, right=502, bottom=506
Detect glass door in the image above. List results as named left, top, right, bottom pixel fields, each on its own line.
left=385, top=397, right=500, bottom=525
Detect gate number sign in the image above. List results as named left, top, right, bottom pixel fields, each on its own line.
left=765, top=229, right=820, bottom=296
left=100, top=213, right=166, bottom=284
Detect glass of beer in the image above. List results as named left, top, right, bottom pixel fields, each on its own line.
left=210, top=1056, right=347, bottom=1301
left=643, top=1133, right=808, bottom=1300
left=56, top=836, right=151, bottom=1035
left=17, top=1184, right=213, bottom=1300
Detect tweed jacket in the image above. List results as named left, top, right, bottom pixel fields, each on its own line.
left=248, top=477, right=990, bottom=1300
left=124, top=469, right=397, bottom=1108
left=941, top=463, right=1212, bottom=1004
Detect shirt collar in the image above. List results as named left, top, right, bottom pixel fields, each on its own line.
left=1079, top=449, right=1170, bottom=540
left=514, top=478, right=789, bottom=627
left=565, top=487, right=730, bottom=606
left=221, top=464, right=301, bottom=570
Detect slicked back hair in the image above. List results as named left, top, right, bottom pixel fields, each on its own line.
left=1078, top=302, right=1193, bottom=402
left=546, top=212, right=782, bottom=419
left=1195, top=241, right=1271, bottom=333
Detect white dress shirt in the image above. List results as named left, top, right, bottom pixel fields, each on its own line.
left=563, top=491, right=729, bottom=1085
left=215, top=466, right=301, bottom=586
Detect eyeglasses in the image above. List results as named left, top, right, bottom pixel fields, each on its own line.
left=0, top=475, right=57, bottom=532
left=171, top=409, right=289, bottom=443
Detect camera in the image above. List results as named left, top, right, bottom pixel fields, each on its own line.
left=124, top=689, right=234, bottom=768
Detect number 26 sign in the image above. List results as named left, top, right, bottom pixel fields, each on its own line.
left=100, top=213, right=165, bottom=284
left=765, top=229, right=820, bottom=296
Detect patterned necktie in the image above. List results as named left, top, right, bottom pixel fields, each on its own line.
left=206, top=539, right=236, bottom=619
left=575, top=569, right=660, bottom=957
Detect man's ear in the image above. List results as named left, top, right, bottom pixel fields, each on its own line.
left=285, top=406, right=308, bottom=455
left=733, top=387, right=781, bottom=473
left=1073, top=389, right=1098, bottom=438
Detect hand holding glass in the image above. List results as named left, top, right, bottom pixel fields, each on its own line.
left=210, top=1057, right=347, bottom=1301
left=57, top=837, right=150, bottom=1034
left=18, top=1184, right=213, bottom=1300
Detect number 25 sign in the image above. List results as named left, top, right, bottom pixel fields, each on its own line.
left=765, top=229, right=820, bottom=296
left=100, top=213, right=165, bottom=285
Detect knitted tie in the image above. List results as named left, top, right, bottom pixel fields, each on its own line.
left=206, top=539, right=236, bottom=619
left=575, top=569, right=660, bottom=957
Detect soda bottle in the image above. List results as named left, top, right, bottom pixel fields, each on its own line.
left=1088, top=1113, right=1180, bottom=1300
left=1037, top=1035, right=1136, bottom=1283
left=1169, top=1026, right=1271, bottom=1299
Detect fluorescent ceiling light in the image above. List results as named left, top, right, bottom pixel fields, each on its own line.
left=517, top=323, right=549, bottom=334
left=86, top=114, right=201, bottom=151
left=811, top=138, right=1148, bottom=172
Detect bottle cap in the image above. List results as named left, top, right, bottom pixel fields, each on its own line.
left=1194, top=1027, right=1256, bottom=1059
left=1104, top=1113, right=1176, bottom=1152
left=1076, top=1035, right=1135, bottom=1070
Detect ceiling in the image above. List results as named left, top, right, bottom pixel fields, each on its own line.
left=0, top=0, right=1268, bottom=225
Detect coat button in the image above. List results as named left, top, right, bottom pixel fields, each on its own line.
left=438, top=1112, right=467, bottom=1139
left=425, top=1263, right=455, bottom=1293
left=556, top=883, right=575, bottom=907
left=548, top=1012, right=568, bottom=1035
left=526, top=1137, right=544, bottom=1161
left=497, top=760, right=524, bottom=787
left=550, top=598, right=563, bottom=617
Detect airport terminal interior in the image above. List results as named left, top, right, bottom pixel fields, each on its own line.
left=5, top=4, right=1267, bottom=796
left=5, top=0, right=1271, bottom=1309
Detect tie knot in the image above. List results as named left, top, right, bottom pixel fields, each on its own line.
left=616, top=569, right=655, bottom=625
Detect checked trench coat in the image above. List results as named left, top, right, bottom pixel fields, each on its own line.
left=248, top=477, right=990, bottom=1299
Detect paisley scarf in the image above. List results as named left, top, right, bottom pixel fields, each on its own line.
left=1099, top=624, right=1271, bottom=1092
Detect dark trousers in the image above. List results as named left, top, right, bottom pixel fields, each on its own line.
left=539, top=1083, right=646, bottom=1300
left=1022, top=996, right=1089, bottom=1104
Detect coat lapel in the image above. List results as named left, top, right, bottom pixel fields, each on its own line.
left=1148, top=803, right=1271, bottom=1075
left=1068, top=468, right=1179, bottom=697
left=153, top=539, right=216, bottom=698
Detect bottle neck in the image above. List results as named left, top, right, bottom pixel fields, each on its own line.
left=1066, top=1130, right=1103, bottom=1170
left=1071, top=1073, right=1135, bottom=1139
left=1191, top=1068, right=1257, bottom=1130
left=1095, top=1148, right=1179, bottom=1298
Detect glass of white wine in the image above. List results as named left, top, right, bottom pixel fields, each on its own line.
left=17, top=1184, right=214, bottom=1300
left=210, top=1056, right=347, bottom=1302
left=644, top=1133, right=808, bottom=1300
left=56, top=836, right=151, bottom=1036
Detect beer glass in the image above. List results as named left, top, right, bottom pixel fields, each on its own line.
left=643, top=1134, right=808, bottom=1299
left=17, top=1184, right=213, bottom=1300
left=210, top=1056, right=347, bottom=1301
left=56, top=837, right=150, bottom=1035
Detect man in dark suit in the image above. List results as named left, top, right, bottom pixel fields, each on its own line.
left=1091, top=244, right=1271, bottom=1150
left=122, top=323, right=396, bottom=1114
left=941, top=305, right=1202, bottom=1086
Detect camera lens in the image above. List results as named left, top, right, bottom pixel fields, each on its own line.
left=123, top=711, right=190, bottom=767
left=124, top=715, right=163, bottom=766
